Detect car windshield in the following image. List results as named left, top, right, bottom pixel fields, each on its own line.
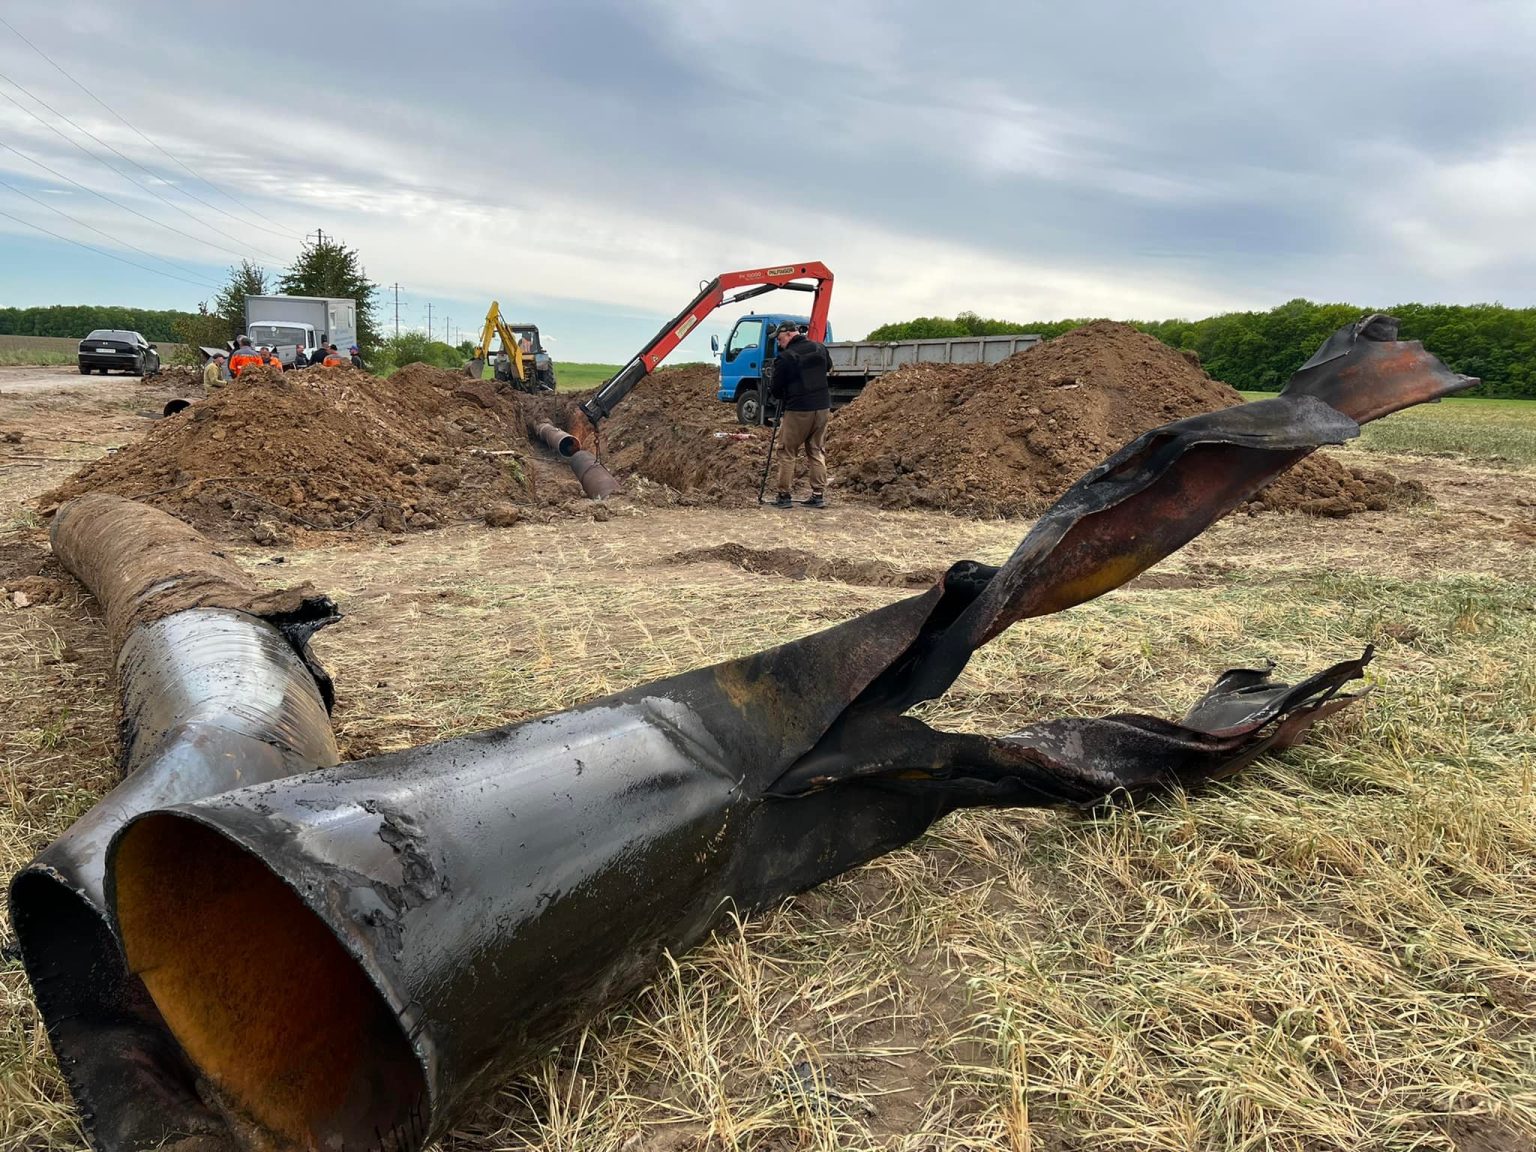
left=249, top=324, right=309, bottom=346
left=84, top=330, right=137, bottom=343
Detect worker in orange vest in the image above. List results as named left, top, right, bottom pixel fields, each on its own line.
left=227, top=336, right=264, bottom=377
left=322, top=343, right=347, bottom=367
left=261, top=345, right=283, bottom=370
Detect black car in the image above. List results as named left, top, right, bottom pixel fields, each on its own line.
left=77, top=329, right=161, bottom=377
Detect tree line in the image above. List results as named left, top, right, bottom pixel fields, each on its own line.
left=0, top=305, right=188, bottom=343
left=866, top=299, right=1536, bottom=398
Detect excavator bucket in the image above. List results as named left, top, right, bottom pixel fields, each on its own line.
left=462, top=358, right=484, bottom=379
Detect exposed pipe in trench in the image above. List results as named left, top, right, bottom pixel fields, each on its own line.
left=534, top=419, right=619, bottom=499
left=15, top=318, right=1478, bottom=1151
left=8, top=493, right=341, bottom=1152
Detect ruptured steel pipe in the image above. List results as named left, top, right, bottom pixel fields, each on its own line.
left=534, top=419, right=620, bottom=498
left=533, top=420, right=577, bottom=457
left=94, top=318, right=1474, bottom=1152
left=8, top=494, right=341, bottom=1152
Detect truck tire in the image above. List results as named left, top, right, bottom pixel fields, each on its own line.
left=735, top=388, right=761, bottom=426
left=78, top=363, right=90, bottom=375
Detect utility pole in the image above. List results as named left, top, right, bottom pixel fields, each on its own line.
left=426, top=302, right=434, bottom=341
left=307, top=227, right=326, bottom=249
left=444, top=316, right=450, bottom=346
left=389, top=283, right=403, bottom=338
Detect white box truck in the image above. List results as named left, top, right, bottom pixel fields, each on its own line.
left=244, top=296, right=358, bottom=368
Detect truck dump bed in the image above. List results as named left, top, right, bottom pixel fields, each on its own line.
left=828, top=332, right=1041, bottom=377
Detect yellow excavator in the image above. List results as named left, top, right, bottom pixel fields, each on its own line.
left=464, top=302, right=556, bottom=392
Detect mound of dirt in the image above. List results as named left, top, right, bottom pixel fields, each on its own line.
left=149, top=366, right=203, bottom=390
left=668, top=543, right=939, bottom=588
left=543, top=365, right=771, bottom=504
left=833, top=321, right=1418, bottom=518
left=40, top=363, right=537, bottom=540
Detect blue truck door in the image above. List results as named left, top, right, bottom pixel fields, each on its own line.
left=720, top=317, right=765, bottom=399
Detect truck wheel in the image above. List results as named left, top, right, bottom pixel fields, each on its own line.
left=735, top=389, right=761, bottom=426
left=79, top=363, right=90, bottom=375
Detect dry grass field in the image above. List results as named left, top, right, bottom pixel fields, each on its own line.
left=0, top=335, right=187, bottom=368
left=1, top=374, right=1533, bottom=1151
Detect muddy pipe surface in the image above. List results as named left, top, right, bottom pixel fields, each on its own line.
left=9, top=494, right=340, bottom=1152
left=98, top=318, right=1474, bottom=1152
left=534, top=418, right=619, bottom=497
left=569, top=448, right=620, bottom=498
left=533, top=420, right=577, bottom=457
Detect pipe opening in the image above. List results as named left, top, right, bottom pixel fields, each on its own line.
left=113, top=813, right=427, bottom=1151
left=10, top=868, right=222, bottom=1147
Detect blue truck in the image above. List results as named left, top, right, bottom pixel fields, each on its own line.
left=576, top=263, right=1041, bottom=429
left=713, top=312, right=1044, bottom=424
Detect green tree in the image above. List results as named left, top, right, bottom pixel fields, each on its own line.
left=212, top=260, right=269, bottom=342
left=371, top=332, right=465, bottom=374
left=170, top=302, right=236, bottom=365
left=279, top=234, right=380, bottom=351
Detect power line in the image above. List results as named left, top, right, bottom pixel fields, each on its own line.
left=0, top=203, right=219, bottom=290
left=0, top=12, right=300, bottom=240
left=0, top=171, right=215, bottom=283
left=0, top=131, right=266, bottom=265
left=0, top=73, right=290, bottom=262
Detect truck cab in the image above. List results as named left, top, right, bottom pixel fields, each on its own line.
left=713, top=312, right=832, bottom=425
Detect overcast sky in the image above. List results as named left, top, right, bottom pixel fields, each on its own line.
left=2, top=0, right=1534, bottom=362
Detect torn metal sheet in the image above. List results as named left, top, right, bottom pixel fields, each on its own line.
left=12, top=317, right=1474, bottom=1152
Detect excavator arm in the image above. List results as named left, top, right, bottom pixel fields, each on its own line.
left=579, top=261, right=833, bottom=425
left=464, top=301, right=527, bottom=383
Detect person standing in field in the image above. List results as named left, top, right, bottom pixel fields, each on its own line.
left=767, top=320, right=832, bottom=508
left=202, top=352, right=227, bottom=389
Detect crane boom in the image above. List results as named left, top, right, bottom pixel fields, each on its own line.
left=579, top=261, right=833, bottom=425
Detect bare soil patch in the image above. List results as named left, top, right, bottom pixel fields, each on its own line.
left=667, top=542, right=940, bottom=587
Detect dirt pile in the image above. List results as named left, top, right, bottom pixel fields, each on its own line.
left=41, top=364, right=537, bottom=540
left=150, top=366, right=203, bottom=390
left=542, top=365, right=771, bottom=504
left=833, top=321, right=1418, bottom=518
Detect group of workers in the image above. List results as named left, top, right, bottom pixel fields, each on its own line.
left=203, top=334, right=364, bottom=388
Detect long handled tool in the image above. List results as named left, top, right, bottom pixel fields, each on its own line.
left=755, top=399, right=781, bottom=504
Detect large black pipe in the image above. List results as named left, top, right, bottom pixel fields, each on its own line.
left=9, top=494, right=340, bottom=1152
left=100, top=318, right=1473, bottom=1151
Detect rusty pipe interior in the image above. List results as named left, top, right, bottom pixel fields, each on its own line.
left=111, top=811, right=427, bottom=1151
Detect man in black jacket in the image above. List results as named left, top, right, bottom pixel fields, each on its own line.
left=766, top=320, right=832, bottom=508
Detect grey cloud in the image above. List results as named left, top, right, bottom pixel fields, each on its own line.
left=3, top=0, right=1534, bottom=324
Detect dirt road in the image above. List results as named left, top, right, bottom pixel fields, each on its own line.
left=0, top=364, right=133, bottom=396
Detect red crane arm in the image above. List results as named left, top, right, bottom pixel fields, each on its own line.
left=579, top=261, right=834, bottom=424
